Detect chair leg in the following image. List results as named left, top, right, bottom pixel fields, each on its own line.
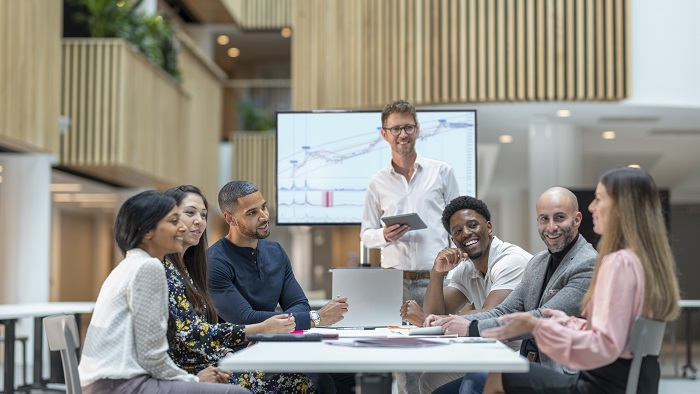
left=0, top=335, right=29, bottom=386
left=19, top=337, right=28, bottom=386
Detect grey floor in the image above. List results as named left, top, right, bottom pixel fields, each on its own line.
left=2, top=341, right=699, bottom=393
left=654, top=340, right=699, bottom=394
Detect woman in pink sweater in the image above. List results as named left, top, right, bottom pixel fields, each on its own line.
left=481, top=167, right=680, bottom=394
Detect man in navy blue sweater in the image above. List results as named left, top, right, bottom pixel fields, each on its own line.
left=208, top=180, right=348, bottom=329
left=208, top=180, right=353, bottom=393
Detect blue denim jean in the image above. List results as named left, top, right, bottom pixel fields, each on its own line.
left=432, top=372, right=487, bottom=394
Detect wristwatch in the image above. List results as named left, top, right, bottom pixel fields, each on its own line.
left=310, top=310, right=321, bottom=327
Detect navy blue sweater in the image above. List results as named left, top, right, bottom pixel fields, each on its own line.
left=207, top=238, right=312, bottom=329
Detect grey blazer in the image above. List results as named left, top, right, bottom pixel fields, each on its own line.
left=468, top=234, right=597, bottom=373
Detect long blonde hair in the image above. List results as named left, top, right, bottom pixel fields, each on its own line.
left=582, top=167, right=679, bottom=321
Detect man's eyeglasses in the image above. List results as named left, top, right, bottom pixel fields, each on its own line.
left=383, top=124, right=417, bottom=136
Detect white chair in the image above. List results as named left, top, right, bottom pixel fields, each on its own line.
left=626, top=317, right=666, bottom=394
left=44, top=314, right=82, bottom=394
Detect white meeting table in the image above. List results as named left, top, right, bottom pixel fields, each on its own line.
left=219, top=333, right=528, bottom=393
left=0, top=302, right=95, bottom=394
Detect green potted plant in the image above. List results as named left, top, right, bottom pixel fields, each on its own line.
left=71, top=0, right=181, bottom=81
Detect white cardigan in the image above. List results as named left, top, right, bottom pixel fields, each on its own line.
left=79, top=248, right=197, bottom=386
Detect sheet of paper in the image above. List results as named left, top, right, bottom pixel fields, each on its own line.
left=309, top=327, right=392, bottom=338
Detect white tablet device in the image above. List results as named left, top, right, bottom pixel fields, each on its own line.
left=381, top=213, right=427, bottom=230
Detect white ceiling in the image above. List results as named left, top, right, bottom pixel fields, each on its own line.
left=435, top=101, right=700, bottom=204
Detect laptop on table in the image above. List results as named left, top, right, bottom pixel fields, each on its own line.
left=330, top=268, right=403, bottom=328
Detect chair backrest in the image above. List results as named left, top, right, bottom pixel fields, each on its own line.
left=44, top=314, right=82, bottom=394
left=626, top=317, right=666, bottom=394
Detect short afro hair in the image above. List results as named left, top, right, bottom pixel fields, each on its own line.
left=441, top=196, right=491, bottom=233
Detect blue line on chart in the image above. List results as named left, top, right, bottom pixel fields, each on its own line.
left=280, top=119, right=472, bottom=178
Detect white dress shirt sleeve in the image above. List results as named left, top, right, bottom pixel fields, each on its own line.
left=360, top=180, right=390, bottom=248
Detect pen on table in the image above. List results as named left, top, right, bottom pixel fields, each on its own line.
left=336, top=327, right=376, bottom=330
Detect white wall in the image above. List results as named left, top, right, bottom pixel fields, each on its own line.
left=0, top=154, right=52, bottom=305
left=628, top=0, right=700, bottom=107
left=0, top=153, right=52, bottom=373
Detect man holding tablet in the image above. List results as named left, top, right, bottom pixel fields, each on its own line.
left=361, top=99, right=460, bottom=394
left=360, top=99, right=460, bottom=307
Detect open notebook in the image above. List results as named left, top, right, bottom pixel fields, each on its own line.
left=330, top=268, right=403, bottom=328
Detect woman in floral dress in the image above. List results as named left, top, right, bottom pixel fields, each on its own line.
left=163, top=185, right=318, bottom=394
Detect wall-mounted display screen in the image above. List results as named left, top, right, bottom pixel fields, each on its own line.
left=276, top=110, right=477, bottom=225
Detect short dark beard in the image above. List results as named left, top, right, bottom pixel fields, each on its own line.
left=541, top=220, right=577, bottom=253
left=241, top=225, right=270, bottom=240
left=468, top=249, right=484, bottom=260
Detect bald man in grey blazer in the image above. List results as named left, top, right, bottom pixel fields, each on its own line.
left=422, top=187, right=597, bottom=394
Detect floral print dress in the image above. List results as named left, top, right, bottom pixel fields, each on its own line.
left=163, top=258, right=317, bottom=393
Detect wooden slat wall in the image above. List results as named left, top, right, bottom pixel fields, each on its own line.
left=222, top=0, right=292, bottom=30
left=61, top=39, right=188, bottom=186
left=231, top=131, right=276, bottom=214
left=61, top=37, right=224, bottom=192
left=0, top=0, right=62, bottom=152
left=292, top=0, right=629, bottom=110
left=177, top=37, right=225, bottom=202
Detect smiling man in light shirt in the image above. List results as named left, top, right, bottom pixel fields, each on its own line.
left=404, top=195, right=531, bottom=394
left=402, top=196, right=531, bottom=325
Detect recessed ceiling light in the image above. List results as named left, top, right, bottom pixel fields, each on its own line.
left=217, top=35, right=230, bottom=45
left=628, top=164, right=641, bottom=168
left=499, top=134, right=513, bottom=144
left=227, top=47, right=240, bottom=58
left=601, top=131, right=616, bottom=140
left=281, top=27, right=292, bottom=38
left=557, top=109, right=571, bottom=118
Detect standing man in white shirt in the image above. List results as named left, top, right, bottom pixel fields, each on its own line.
left=360, top=99, right=459, bottom=394
left=361, top=99, right=459, bottom=305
